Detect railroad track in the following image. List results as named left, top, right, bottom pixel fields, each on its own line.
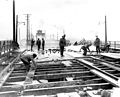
left=0, top=51, right=20, bottom=64
left=82, top=56, right=120, bottom=78
left=0, top=51, right=119, bottom=97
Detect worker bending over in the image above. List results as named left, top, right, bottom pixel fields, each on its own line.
left=20, top=53, right=37, bottom=71
left=80, top=44, right=91, bottom=56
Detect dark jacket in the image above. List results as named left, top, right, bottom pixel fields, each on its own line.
left=59, top=37, right=66, bottom=47
left=42, top=39, right=45, bottom=46
left=31, top=39, right=35, bottom=46
left=81, top=45, right=87, bottom=51
left=36, top=39, right=41, bottom=46
left=94, top=38, right=100, bottom=46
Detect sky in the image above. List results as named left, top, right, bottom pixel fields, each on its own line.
left=0, top=0, right=120, bottom=42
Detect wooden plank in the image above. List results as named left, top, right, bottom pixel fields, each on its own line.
left=57, top=92, right=80, bottom=97
left=61, top=61, right=72, bottom=66
left=21, top=95, right=34, bottom=97
left=57, top=93, right=69, bottom=97
left=87, top=91, right=101, bottom=97
left=91, top=69, right=118, bottom=87
left=77, top=58, right=118, bottom=80
left=0, top=83, right=110, bottom=96
left=39, top=80, right=48, bottom=83
left=101, top=53, right=120, bottom=59
left=24, top=67, right=35, bottom=84
left=0, top=68, right=14, bottom=87
left=65, top=52, right=83, bottom=58
left=65, top=92, right=80, bottom=97
left=7, top=70, right=90, bottom=82
left=66, top=77, right=73, bottom=81
left=36, top=96, right=48, bottom=97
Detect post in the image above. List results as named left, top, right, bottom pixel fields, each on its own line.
left=26, top=14, right=28, bottom=45
left=16, top=15, right=18, bottom=43
left=26, top=14, right=30, bottom=46
left=13, top=0, right=15, bottom=42
left=105, top=15, right=107, bottom=47
left=19, top=28, right=20, bottom=43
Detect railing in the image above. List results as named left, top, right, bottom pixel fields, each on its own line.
left=73, top=40, right=120, bottom=52
left=109, top=41, right=120, bottom=49
left=0, top=40, right=13, bottom=56
left=101, top=41, right=120, bottom=50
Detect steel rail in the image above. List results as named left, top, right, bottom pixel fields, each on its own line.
left=0, top=50, right=27, bottom=88
left=76, top=58, right=119, bottom=87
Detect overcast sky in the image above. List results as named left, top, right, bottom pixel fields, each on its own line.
left=0, top=0, right=120, bottom=42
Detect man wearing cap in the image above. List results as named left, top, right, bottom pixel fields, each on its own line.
left=59, top=34, right=66, bottom=57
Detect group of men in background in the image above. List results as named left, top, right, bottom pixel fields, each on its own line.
left=31, top=38, right=45, bottom=52
left=31, top=34, right=110, bottom=57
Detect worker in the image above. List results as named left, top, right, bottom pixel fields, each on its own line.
left=59, top=34, right=66, bottom=57
left=94, top=35, right=101, bottom=54
left=80, top=44, right=91, bottom=56
left=20, top=53, right=37, bottom=71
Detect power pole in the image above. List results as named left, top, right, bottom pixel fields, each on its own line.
left=24, top=14, right=31, bottom=45
left=15, top=15, right=18, bottom=43
left=13, top=0, right=15, bottom=42
left=105, top=15, right=107, bottom=47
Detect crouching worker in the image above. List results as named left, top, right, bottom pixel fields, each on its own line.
left=20, top=53, right=37, bottom=71
left=80, top=44, right=91, bottom=56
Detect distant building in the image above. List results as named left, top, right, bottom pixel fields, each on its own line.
left=36, top=30, right=45, bottom=40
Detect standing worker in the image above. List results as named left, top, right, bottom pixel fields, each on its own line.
left=42, top=38, right=45, bottom=54
left=59, top=34, right=66, bottom=57
left=36, top=38, right=41, bottom=51
left=94, top=35, right=101, bottom=54
left=20, top=53, right=37, bottom=72
left=31, top=38, right=35, bottom=51
left=42, top=38, right=45, bottom=51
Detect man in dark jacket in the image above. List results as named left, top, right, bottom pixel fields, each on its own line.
left=42, top=38, right=45, bottom=51
left=80, top=45, right=87, bottom=56
left=80, top=44, right=92, bottom=56
left=36, top=38, right=41, bottom=51
left=94, top=35, right=100, bottom=54
left=31, top=38, right=35, bottom=51
left=20, top=53, right=37, bottom=71
left=59, top=34, right=66, bottom=57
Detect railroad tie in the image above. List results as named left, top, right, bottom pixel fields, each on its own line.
left=24, top=67, right=35, bottom=84
left=61, top=61, right=72, bottom=67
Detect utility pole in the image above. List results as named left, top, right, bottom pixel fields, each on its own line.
left=105, top=15, right=107, bottom=47
left=19, top=28, right=20, bottom=44
left=16, top=15, right=25, bottom=46
left=24, top=14, right=31, bottom=45
left=15, top=15, right=18, bottom=43
left=13, top=0, right=15, bottom=42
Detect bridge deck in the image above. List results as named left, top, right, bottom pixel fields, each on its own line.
left=101, top=53, right=120, bottom=59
